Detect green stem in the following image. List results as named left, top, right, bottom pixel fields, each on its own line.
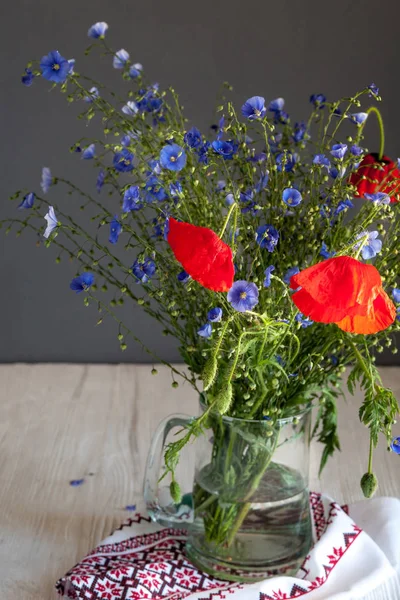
left=368, top=433, right=374, bottom=474
left=360, top=106, right=385, bottom=160
left=218, top=202, right=237, bottom=239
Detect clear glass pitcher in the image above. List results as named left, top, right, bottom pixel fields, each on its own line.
left=143, top=400, right=313, bottom=582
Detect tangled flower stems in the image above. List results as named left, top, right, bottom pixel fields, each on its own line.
left=355, top=106, right=385, bottom=160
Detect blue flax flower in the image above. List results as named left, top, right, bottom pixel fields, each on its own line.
left=368, top=84, right=379, bottom=98
left=329, top=165, right=346, bottom=179
left=198, top=324, right=212, bottom=338
left=109, top=217, right=122, bottom=244
left=70, top=272, right=94, bottom=293
left=390, top=437, right=400, bottom=454
left=310, top=93, right=326, bottom=108
left=320, top=242, right=335, bottom=259
left=392, top=289, right=400, bottom=303
left=351, top=144, right=364, bottom=157
left=113, top=149, right=134, bottom=172
left=145, top=176, right=167, bottom=202
left=18, top=192, right=35, bottom=209
left=313, top=154, right=330, bottom=168
left=184, top=127, right=202, bottom=149
left=40, top=50, right=69, bottom=83
left=82, top=144, right=96, bottom=159
left=216, top=180, right=226, bottom=191
left=248, top=152, right=267, bottom=163
left=255, top=172, right=269, bottom=192
left=295, top=313, right=314, bottom=328
left=122, top=186, right=143, bottom=212
left=349, top=112, right=368, bottom=125
left=113, top=49, right=129, bottom=69
left=21, top=68, right=34, bottom=86
left=275, top=152, right=297, bottom=172
left=330, top=143, right=348, bottom=159
left=225, top=193, right=234, bottom=206
left=293, top=122, right=307, bottom=143
left=169, top=182, right=183, bottom=197
left=96, top=169, right=105, bottom=193
left=197, top=141, right=211, bottom=164
left=354, top=231, right=382, bottom=260
left=84, top=87, right=100, bottom=103
left=131, top=257, right=156, bottom=283
left=129, top=63, right=143, bottom=78
left=227, top=281, right=259, bottom=312
left=256, top=224, right=279, bottom=252
left=122, top=101, right=138, bottom=116
left=160, top=144, right=187, bottom=172
left=263, top=265, right=275, bottom=288
left=67, top=59, right=75, bottom=74
left=364, top=192, right=390, bottom=205
left=334, top=198, right=353, bottom=216
left=241, top=96, right=266, bottom=120
left=177, top=271, right=190, bottom=283
left=207, top=307, right=223, bottom=322
left=87, top=22, right=108, bottom=39
left=41, top=167, right=52, bottom=194
left=268, top=97, right=284, bottom=112
left=43, top=206, right=58, bottom=239
left=282, top=188, right=302, bottom=207
left=284, top=266, right=300, bottom=285
left=211, top=140, right=237, bottom=160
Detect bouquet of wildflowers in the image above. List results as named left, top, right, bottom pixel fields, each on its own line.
left=8, top=21, right=400, bottom=515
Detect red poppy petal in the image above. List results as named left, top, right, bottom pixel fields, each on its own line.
left=349, top=153, right=400, bottom=202
left=290, top=257, right=381, bottom=315
left=335, top=288, right=396, bottom=334
left=167, top=218, right=234, bottom=292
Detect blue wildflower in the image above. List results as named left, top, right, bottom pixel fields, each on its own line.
left=282, top=188, right=302, bottom=207
left=148, top=159, right=162, bottom=175
left=207, top=307, right=223, bottom=322
left=122, top=101, right=138, bottom=116
left=41, top=167, right=52, bottom=194
left=40, top=50, right=70, bottom=83
left=177, top=271, right=190, bottom=283
left=87, top=22, right=108, bottom=39
left=69, top=478, right=85, bottom=486
left=82, top=144, right=96, bottom=160
left=275, top=152, right=297, bottom=172
left=160, top=144, right=187, bottom=172
left=43, top=207, right=58, bottom=238
left=122, top=186, right=142, bottom=212
left=313, top=154, right=330, bottom=168
left=241, top=96, right=267, bottom=120
left=169, top=182, right=183, bottom=198
left=390, top=437, right=400, bottom=454
left=84, top=87, right=100, bottom=103
left=274, top=110, right=289, bottom=124
left=113, top=49, right=129, bottom=69
left=197, top=141, right=211, bottom=164
left=283, top=266, right=300, bottom=285
left=295, top=313, right=314, bottom=328
left=354, top=231, right=382, bottom=260
left=240, top=189, right=254, bottom=204
left=334, top=199, right=353, bottom=216
left=268, top=97, right=284, bottom=112
left=21, top=68, right=34, bottom=86
left=113, top=149, right=134, bottom=172
left=225, top=193, right=234, bottom=206
left=67, top=59, right=75, bottom=74
left=349, top=112, right=368, bottom=125
left=368, top=84, right=379, bottom=98
left=198, top=324, right=212, bottom=338
left=392, top=289, right=400, bottom=303
left=96, top=169, right=105, bottom=193
left=330, top=143, right=348, bottom=159
left=351, top=144, right=364, bottom=156
left=70, top=272, right=94, bottom=293
left=364, top=192, right=390, bottom=205
left=132, top=257, right=156, bottom=283
left=329, top=165, right=346, bottom=179
left=263, top=265, right=275, bottom=288
left=256, top=225, right=279, bottom=252
left=227, top=281, right=259, bottom=312
left=129, top=63, right=143, bottom=78
left=310, top=93, right=326, bottom=108
left=293, top=121, right=307, bottom=143
left=255, top=172, right=269, bottom=192
left=211, top=140, right=237, bottom=160
left=320, top=242, right=335, bottom=259
left=109, top=217, right=122, bottom=244
left=184, top=127, right=202, bottom=149
left=216, top=180, right=226, bottom=191
left=248, top=152, right=267, bottom=163
left=145, top=176, right=167, bottom=202
left=18, top=192, right=35, bottom=209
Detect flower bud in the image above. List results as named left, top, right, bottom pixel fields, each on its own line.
left=170, top=480, right=181, bottom=504
left=360, top=472, right=378, bottom=498
left=215, top=383, right=233, bottom=415
left=202, top=356, right=218, bottom=391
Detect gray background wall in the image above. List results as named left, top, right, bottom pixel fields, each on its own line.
left=0, top=0, right=399, bottom=363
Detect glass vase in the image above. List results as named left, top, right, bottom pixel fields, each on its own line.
left=143, top=400, right=313, bottom=582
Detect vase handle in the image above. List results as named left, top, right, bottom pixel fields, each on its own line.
left=143, top=414, right=195, bottom=528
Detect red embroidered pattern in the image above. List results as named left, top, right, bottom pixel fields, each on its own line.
left=56, top=494, right=362, bottom=600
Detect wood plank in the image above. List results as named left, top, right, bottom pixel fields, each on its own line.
left=0, top=364, right=398, bottom=599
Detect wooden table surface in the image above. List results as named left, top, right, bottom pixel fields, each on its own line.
left=1, top=364, right=400, bottom=600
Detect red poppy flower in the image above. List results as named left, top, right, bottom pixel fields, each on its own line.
left=290, top=256, right=396, bottom=334
left=349, top=153, right=400, bottom=202
left=167, top=217, right=234, bottom=292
